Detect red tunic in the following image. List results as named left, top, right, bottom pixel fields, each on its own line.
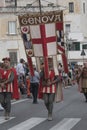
left=42, top=70, right=56, bottom=93
left=0, top=69, right=13, bottom=93
left=0, top=68, right=20, bottom=100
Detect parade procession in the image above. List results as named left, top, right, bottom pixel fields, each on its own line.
left=18, top=7, right=68, bottom=121
left=1, top=0, right=87, bottom=130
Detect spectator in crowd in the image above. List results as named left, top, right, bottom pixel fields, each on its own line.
left=29, top=65, right=40, bottom=104
left=55, top=68, right=63, bottom=103
left=68, top=66, right=72, bottom=85
left=16, top=58, right=26, bottom=95
left=75, top=66, right=82, bottom=92
left=23, top=62, right=32, bottom=98
left=62, top=71, right=68, bottom=88
left=16, top=58, right=25, bottom=76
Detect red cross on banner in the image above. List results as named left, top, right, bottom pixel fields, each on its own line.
left=32, top=24, right=56, bottom=57
left=30, top=23, right=57, bottom=57
left=30, top=23, right=57, bottom=78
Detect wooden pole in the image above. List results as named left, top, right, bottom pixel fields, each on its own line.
left=38, top=0, right=42, bottom=15
left=38, top=0, right=49, bottom=79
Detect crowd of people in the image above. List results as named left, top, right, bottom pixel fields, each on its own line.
left=0, top=57, right=87, bottom=121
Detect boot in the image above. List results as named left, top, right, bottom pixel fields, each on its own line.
left=48, top=112, right=52, bottom=121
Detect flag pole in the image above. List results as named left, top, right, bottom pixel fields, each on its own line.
left=38, top=0, right=49, bottom=79
left=38, top=0, right=42, bottom=15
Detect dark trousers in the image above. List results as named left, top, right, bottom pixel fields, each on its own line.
left=30, top=83, right=39, bottom=103
left=43, top=93, right=55, bottom=114
left=0, top=92, right=12, bottom=113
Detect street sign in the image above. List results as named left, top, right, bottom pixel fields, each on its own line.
left=81, top=49, right=86, bottom=56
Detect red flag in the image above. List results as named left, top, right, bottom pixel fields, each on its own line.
left=61, top=53, right=68, bottom=73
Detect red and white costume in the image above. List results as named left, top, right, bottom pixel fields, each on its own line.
left=42, top=70, right=56, bottom=93
left=0, top=69, right=13, bottom=93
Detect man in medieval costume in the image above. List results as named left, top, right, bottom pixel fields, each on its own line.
left=41, top=64, right=56, bottom=121
left=0, top=57, right=19, bottom=120
left=79, top=62, right=87, bottom=102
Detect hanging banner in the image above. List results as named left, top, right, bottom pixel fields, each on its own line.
left=18, top=11, right=68, bottom=77
left=19, top=11, right=63, bottom=25
left=19, top=11, right=63, bottom=58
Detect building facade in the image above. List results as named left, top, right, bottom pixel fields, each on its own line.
left=62, top=0, right=87, bottom=65
left=0, top=0, right=87, bottom=66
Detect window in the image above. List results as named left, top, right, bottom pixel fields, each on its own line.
left=69, top=2, right=74, bottom=13
left=9, top=51, right=17, bottom=67
left=65, top=24, right=70, bottom=33
left=74, top=42, right=80, bottom=50
left=82, top=44, right=87, bottom=49
left=68, top=42, right=80, bottom=51
left=83, top=3, right=85, bottom=14
left=8, top=21, right=16, bottom=35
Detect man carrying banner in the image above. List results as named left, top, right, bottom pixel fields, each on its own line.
left=18, top=10, right=68, bottom=121
left=40, top=63, right=56, bottom=121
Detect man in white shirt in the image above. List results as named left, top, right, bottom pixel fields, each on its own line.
left=16, top=59, right=25, bottom=76
left=16, top=59, right=26, bottom=94
left=29, top=65, right=40, bottom=104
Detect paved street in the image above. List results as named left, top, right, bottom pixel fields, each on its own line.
left=0, top=85, right=87, bottom=130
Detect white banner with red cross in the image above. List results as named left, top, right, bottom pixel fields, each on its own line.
left=18, top=11, right=68, bottom=77
left=30, top=23, right=57, bottom=78
left=30, top=23, right=57, bottom=56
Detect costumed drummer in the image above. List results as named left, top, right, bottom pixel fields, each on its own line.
left=0, top=57, right=15, bottom=120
